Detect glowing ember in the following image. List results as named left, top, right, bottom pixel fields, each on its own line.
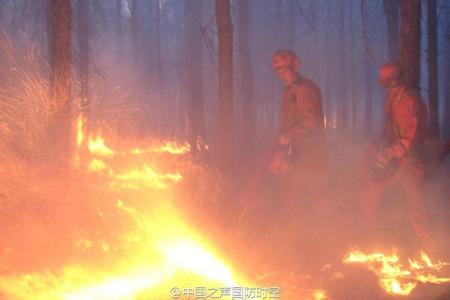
left=75, top=115, right=86, bottom=148
left=312, top=289, right=328, bottom=299
left=131, top=141, right=190, bottom=155
left=343, top=249, right=450, bottom=296
left=86, top=158, right=107, bottom=172
left=88, top=136, right=115, bottom=157
left=111, top=165, right=183, bottom=190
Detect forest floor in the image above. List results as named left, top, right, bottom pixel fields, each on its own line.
left=0, top=136, right=450, bottom=300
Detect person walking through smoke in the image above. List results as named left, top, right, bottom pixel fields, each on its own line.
left=240, top=50, right=328, bottom=273
left=360, top=62, right=431, bottom=244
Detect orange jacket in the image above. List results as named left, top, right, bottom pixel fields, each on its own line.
left=381, top=85, right=427, bottom=162
left=440, top=140, right=450, bottom=161
left=280, top=74, right=325, bottom=147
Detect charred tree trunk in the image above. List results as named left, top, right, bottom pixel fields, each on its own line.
left=184, top=0, right=205, bottom=150
left=130, top=0, right=138, bottom=63
left=427, top=0, right=439, bottom=140
left=444, top=55, right=450, bottom=139
left=130, top=0, right=138, bottom=42
left=238, top=0, right=255, bottom=159
left=154, top=0, right=162, bottom=100
left=77, top=0, right=89, bottom=111
left=384, top=0, right=400, bottom=60
left=337, top=1, right=348, bottom=135
left=50, top=0, right=72, bottom=159
left=349, top=0, right=357, bottom=137
left=311, top=0, right=320, bottom=81
left=215, top=0, right=234, bottom=169
left=323, top=3, right=333, bottom=129
left=364, top=58, right=374, bottom=136
left=115, top=0, right=123, bottom=59
left=400, top=0, right=421, bottom=90
left=286, top=0, right=295, bottom=50
left=46, top=0, right=53, bottom=61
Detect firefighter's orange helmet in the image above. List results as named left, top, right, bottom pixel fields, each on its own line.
left=379, top=62, right=403, bottom=86
left=272, top=49, right=300, bottom=71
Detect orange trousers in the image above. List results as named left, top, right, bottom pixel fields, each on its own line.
left=360, top=154, right=430, bottom=241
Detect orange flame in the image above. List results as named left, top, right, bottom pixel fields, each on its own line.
left=130, top=141, right=190, bottom=155
left=344, top=249, right=450, bottom=296
left=88, top=136, right=115, bottom=157
left=0, top=121, right=246, bottom=300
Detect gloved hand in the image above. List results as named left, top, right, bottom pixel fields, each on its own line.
left=277, top=134, right=290, bottom=146
left=370, top=151, right=395, bottom=180
left=268, top=148, right=288, bottom=173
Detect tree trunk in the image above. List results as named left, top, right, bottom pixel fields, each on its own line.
left=400, top=0, right=421, bottom=90
left=154, top=0, right=162, bottom=100
left=238, top=0, right=255, bottom=160
left=427, top=0, right=439, bottom=140
left=286, top=0, right=294, bottom=50
left=50, top=0, right=72, bottom=159
left=323, top=2, right=334, bottom=129
left=364, top=57, right=374, bottom=136
left=215, top=0, right=234, bottom=169
left=184, top=0, right=205, bottom=149
left=444, top=55, right=450, bottom=139
left=77, top=0, right=89, bottom=110
left=115, top=0, right=123, bottom=59
left=384, top=0, right=400, bottom=60
left=349, top=0, right=357, bottom=137
left=130, top=0, right=138, bottom=42
left=337, top=1, right=348, bottom=135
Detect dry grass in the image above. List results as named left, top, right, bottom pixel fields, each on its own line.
left=0, top=28, right=55, bottom=164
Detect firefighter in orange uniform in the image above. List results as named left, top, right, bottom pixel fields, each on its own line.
left=260, top=48, right=327, bottom=260
left=268, top=49, right=328, bottom=271
left=361, top=62, right=431, bottom=242
left=241, top=49, right=326, bottom=213
left=240, top=50, right=326, bottom=273
left=440, top=140, right=450, bottom=162
left=269, top=49, right=326, bottom=192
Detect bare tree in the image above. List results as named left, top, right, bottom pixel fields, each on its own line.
left=153, top=0, right=162, bottom=100
left=349, top=0, right=357, bottom=136
left=50, top=0, right=72, bottom=158
left=184, top=0, right=205, bottom=149
left=445, top=29, right=450, bottom=139
left=337, top=1, right=348, bottom=134
left=384, top=0, right=400, bottom=60
left=400, top=0, right=421, bottom=90
left=76, top=0, right=90, bottom=111
left=238, top=0, right=255, bottom=158
left=427, top=0, right=439, bottom=140
left=115, top=0, right=123, bottom=59
left=215, top=0, right=234, bottom=168
left=130, top=0, right=138, bottom=42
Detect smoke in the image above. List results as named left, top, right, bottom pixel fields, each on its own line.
left=0, top=28, right=53, bottom=164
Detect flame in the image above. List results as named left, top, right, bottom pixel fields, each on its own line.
left=344, top=249, right=450, bottom=296
left=0, top=125, right=247, bottom=300
left=130, top=141, right=190, bottom=155
left=76, top=115, right=85, bottom=148
left=312, top=289, right=328, bottom=299
left=87, top=158, right=108, bottom=172
left=111, top=165, right=182, bottom=190
left=88, top=136, right=115, bottom=157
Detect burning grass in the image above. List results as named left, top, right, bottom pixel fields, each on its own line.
left=0, top=129, right=242, bottom=299
left=344, top=249, right=450, bottom=296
